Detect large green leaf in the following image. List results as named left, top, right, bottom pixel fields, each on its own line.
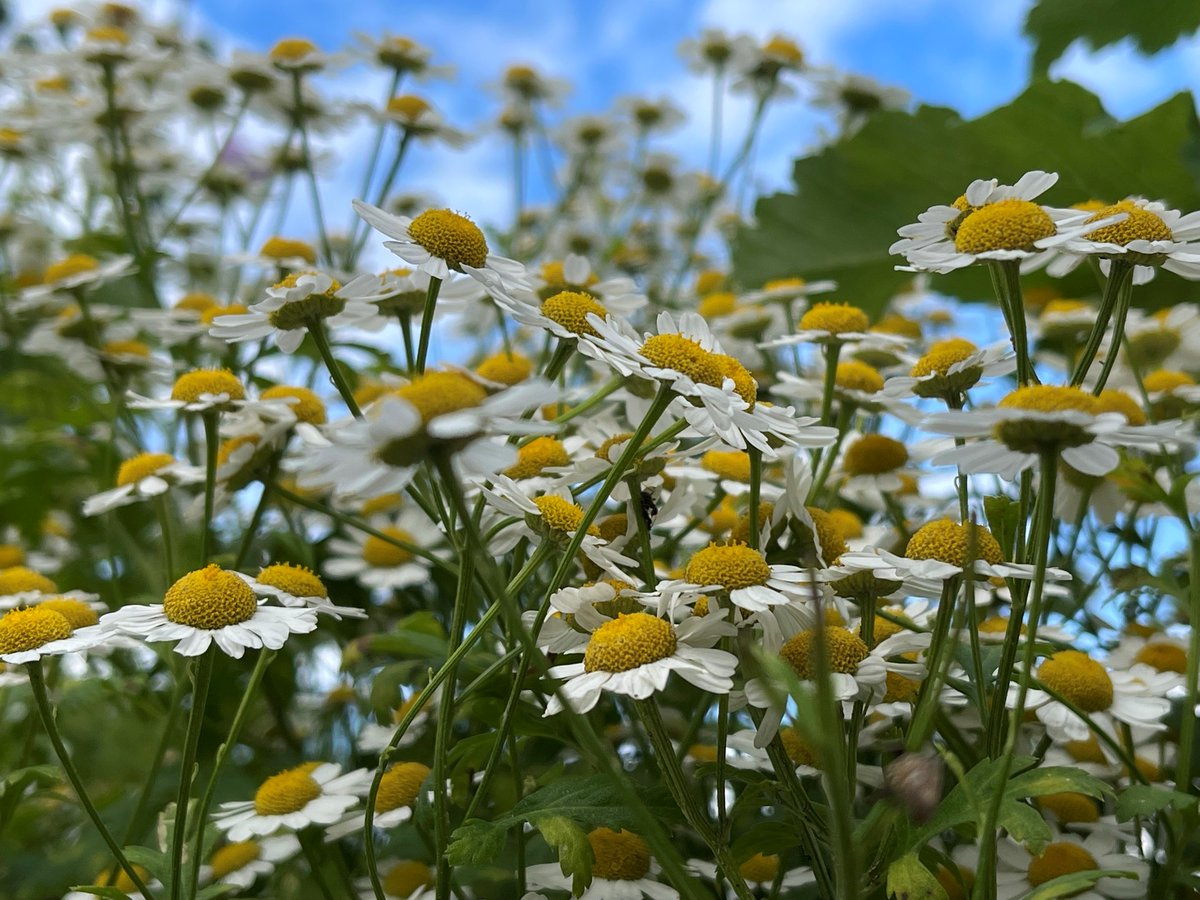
left=732, top=80, right=1200, bottom=316
left=1026, top=0, right=1200, bottom=72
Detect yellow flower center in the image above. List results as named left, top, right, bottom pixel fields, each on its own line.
left=935, top=865, right=975, bottom=900
left=828, top=508, right=864, bottom=540
left=731, top=503, right=774, bottom=544
left=873, top=313, right=922, bottom=339
left=700, top=450, right=751, bottom=482
left=0, top=607, right=72, bottom=655
left=1035, top=792, right=1100, bottom=824
left=266, top=273, right=345, bottom=330
left=0, top=566, right=57, bottom=595
left=799, top=302, right=870, bottom=335
left=43, top=254, right=98, bottom=284
left=687, top=743, right=718, bottom=762
left=587, top=827, right=652, bottom=880
left=162, top=565, right=259, bottom=630
left=116, top=452, right=174, bottom=487
left=714, top=354, right=758, bottom=406
left=0, top=545, right=23, bottom=568
left=102, top=339, right=150, bottom=359
left=261, top=385, right=327, bottom=424
left=361, top=528, right=415, bottom=568
left=95, top=864, right=151, bottom=892
left=883, top=671, right=921, bottom=703
left=763, top=35, right=803, bottom=64
left=393, top=371, right=487, bottom=424
left=269, top=37, right=318, bottom=63
left=995, top=385, right=1101, bottom=451
left=1133, top=642, right=1187, bottom=674
left=843, top=434, right=908, bottom=476
left=807, top=507, right=849, bottom=564
left=905, top=519, right=1003, bottom=567
left=533, top=495, right=590, bottom=534
left=1065, top=736, right=1107, bottom=764
left=540, top=259, right=600, bottom=293
left=383, top=861, right=435, bottom=896
left=595, top=433, right=634, bottom=462
left=362, top=493, right=404, bottom=517
left=254, top=762, right=323, bottom=815
left=780, top=727, right=819, bottom=767
left=259, top=236, right=316, bottom=264
left=1038, top=650, right=1113, bottom=712
left=911, top=338, right=978, bottom=378
left=584, top=613, right=678, bottom=673
left=835, top=360, right=884, bottom=394
left=1127, top=326, right=1181, bottom=368
left=86, top=25, right=129, bottom=44
left=387, top=94, right=430, bottom=121
left=541, top=290, right=608, bottom=338
left=506, top=436, right=570, bottom=479
left=1026, top=842, right=1099, bottom=888
left=1084, top=200, right=1173, bottom=245
left=685, top=542, right=771, bottom=591
left=1000, top=385, right=1101, bottom=415
left=378, top=761, right=430, bottom=813
left=696, top=270, right=728, bottom=294
left=202, top=303, right=249, bottom=325
left=1095, top=389, right=1146, bottom=426
left=953, top=199, right=1056, bottom=254
left=35, top=598, right=98, bottom=629
left=781, top=626, right=870, bottom=678
left=476, top=351, right=533, bottom=385
left=738, top=853, right=780, bottom=884
left=698, top=291, right=738, bottom=318
left=1144, top=369, right=1196, bottom=393
left=257, top=562, right=327, bottom=599
left=407, top=209, right=489, bottom=271
left=391, top=692, right=429, bottom=724
left=218, top=435, right=260, bottom=469
left=640, top=333, right=724, bottom=387
left=174, top=292, right=218, bottom=314
left=1042, top=299, right=1091, bottom=317
left=979, top=616, right=1023, bottom=635
left=171, top=369, right=246, bottom=404
left=860, top=613, right=906, bottom=647
left=598, top=514, right=629, bottom=543
left=210, top=841, right=262, bottom=878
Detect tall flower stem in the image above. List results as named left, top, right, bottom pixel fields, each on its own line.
left=1089, top=267, right=1137, bottom=395
left=1070, top=260, right=1133, bottom=387
left=289, top=73, right=334, bottom=265
left=309, top=319, right=363, bottom=418
left=155, top=494, right=176, bottom=584
left=169, top=649, right=215, bottom=900
left=988, top=260, right=1035, bottom=385
left=26, top=660, right=156, bottom=899
left=200, top=412, right=219, bottom=566
left=1175, top=532, right=1200, bottom=793
left=414, top=276, right=443, bottom=375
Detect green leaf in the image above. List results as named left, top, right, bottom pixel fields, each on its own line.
left=121, top=845, right=169, bottom=883
left=1026, top=867, right=1137, bottom=899
left=983, top=495, right=1022, bottom=562
left=732, top=81, right=1200, bottom=316
left=1114, top=784, right=1200, bottom=821
left=446, top=819, right=507, bottom=865
left=997, top=800, right=1052, bottom=854
left=1006, top=766, right=1112, bottom=801
left=1025, top=0, right=1200, bottom=72
left=368, top=611, right=449, bottom=659
left=886, top=853, right=948, bottom=900
left=536, top=814, right=593, bottom=895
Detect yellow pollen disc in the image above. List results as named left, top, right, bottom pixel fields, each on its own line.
left=1144, top=369, right=1196, bottom=393
left=407, top=209, right=489, bottom=271
left=685, top=542, right=770, bottom=591
left=763, top=276, right=805, bottom=292
left=163, top=565, right=258, bottom=630
left=911, top=338, right=978, bottom=378
left=210, top=841, right=262, bottom=878
left=35, top=598, right=98, bottom=629
left=86, top=25, right=128, bottom=43
left=1134, top=642, right=1187, bottom=674
left=883, top=671, right=921, bottom=703
left=835, top=360, right=884, bottom=394
left=843, top=434, right=908, bottom=476
left=394, top=371, right=486, bottom=424
left=506, top=436, right=570, bottom=479
left=254, top=762, right=323, bottom=815
left=704, top=497, right=739, bottom=536
left=259, top=237, right=316, bottom=264
left=687, top=743, right=718, bottom=762
left=595, top=433, right=634, bottom=462
left=95, top=864, right=151, bottom=891
left=0, top=566, right=57, bottom=595
left=935, top=865, right=975, bottom=900
left=640, top=333, right=724, bottom=387
left=1038, top=650, right=1113, bottom=712
left=202, top=304, right=249, bottom=325
left=541, top=290, right=607, bottom=338
left=505, top=64, right=539, bottom=87
left=377, top=762, right=430, bottom=812
left=738, top=853, right=780, bottom=884
left=1026, top=842, right=1099, bottom=888
left=269, top=37, right=318, bottom=63
left=261, top=385, right=327, bottom=424
left=701, top=450, right=751, bottom=482
left=1035, top=792, right=1100, bottom=824
left=905, top=519, right=1003, bottom=567
left=873, top=313, right=923, bottom=339
left=1130, top=757, right=1162, bottom=782
left=35, top=75, right=71, bottom=93
left=781, top=626, right=870, bottom=678
left=476, top=351, right=533, bottom=385
left=828, top=508, right=863, bottom=540
left=533, top=495, right=589, bottom=534
left=218, top=435, right=259, bottom=468
left=361, top=494, right=404, bottom=517
left=1084, top=200, right=1173, bottom=245
left=763, top=35, right=803, bottom=64
left=43, top=254, right=98, bottom=283
left=174, top=292, right=218, bottom=314
left=695, top=270, right=727, bottom=294
left=1126, top=621, right=1159, bottom=638
left=171, top=369, right=246, bottom=404
left=1042, top=299, right=1091, bottom=317
left=116, top=452, right=174, bottom=487
left=860, top=613, right=905, bottom=647
left=698, top=291, right=738, bottom=318
left=999, top=384, right=1100, bottom=415
left=691, top=596, right=711, bottom=617
left=731, top=502, right=774, bottom=544
left=257, top=562, right=327, bottom=599
left=391, top=692, right=429, bottom=724
left=799, top=302, right=870, bottom=335
left=0, top=545, right=23, bottom=568
left=979, top=616, right=1024, bottom=636
left=596, top=514, right=628, bottom=544
left=383, top=861, right=435, bottom=896
left=714, top=354, right=758, bottom=406
left=780, top=727, right=819, bottom=767
left=361, top=528, right=415, bottom=568
left=0, top=607, right=72, bottom=654
left=103, top=339, right=150, bottom=358
left=587, top=827, right=652, bottom=880
left=584, top=613, right=677, bottom=673
left=387, top=94, right=430, bottom=120
left=50, top=8, right=80, bottom=26
left=807, top=507, right=849, bottom=564
left=953, top=199, right=1056, bottom=254
left=1065, top=736, right=1107, bottom=764
left=1095, top=389, right=1146, bottom=426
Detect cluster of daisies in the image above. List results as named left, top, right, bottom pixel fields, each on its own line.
left=0, top=4, right=1198, bottom=900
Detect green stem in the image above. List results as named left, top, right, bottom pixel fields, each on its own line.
left=1175, top=532, right=1200, bottom=794
left=907, top=579, right=959, bottom=750
left=988, top=260, right=1035, bottom=385
left=298, top=830, right=338, bottom=900
left=234, top=461, right=277, bottom=569
left=309, top=319, right=363, bottom=418
left=290, top=73, right=334, bottom=265
left=26, top=661, right=156, bottom=899
left=625, top=474, right=657, bottom=589
left=1070, top=260, right=1132, bottom=387
left=1089, top=268, right=1137, bottom=395
left=169, top=651, right=214, bottom=900
left=748, top=448, right=763, bottom=549
left=414, top=276, right=443, bottom=374
left=156, top=494, right=176, bottom=585
left=200, top=413, right=219, bottom=566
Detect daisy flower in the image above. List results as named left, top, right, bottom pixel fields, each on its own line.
left=127, top=368, right=247, bottom=414
left=327, top=760, right=429, bottom=838
left=1105, top=628, right=1188, bottom=683
left=82, top=451, right=203, bottom=517
left=355, top=859, right=437, bottom=899
left=323, top=511, right=435, bottom=592
left=689, top=853, right=815, bottom=897
left=0, top=565, right=61, bottom=606
left=235, top=563, right=366, bottom=620
left=760, top=301, right=911, bottom=351
left=776, top=621, right=930, bottom=705
left=658, top=540, right=812, bottom=614
left=213, top=761, right=371, bottom=840
left=358, top=689, right=439, bottom=753
left=99, top=564, right=318, bottom=658
left=200, top=834, right=300, bottom=890
left=739, top=275, right=838, bottom=308
left=20, top=253, right=134, bottom=302
left=352, top=199, right=530, bottom=294
left=1051, top=197, right=1200, bottom=284
left=0, top=604, right=107, bottom=665
left=225, top=236, right=319, bottom=272
left=991, top=829, right=1147, bottom=899
left=882, top=338, right=1015, bottom=402
left=526, top=827, right=678, bottom=900
left=544, top=607, right=737, bottom=715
